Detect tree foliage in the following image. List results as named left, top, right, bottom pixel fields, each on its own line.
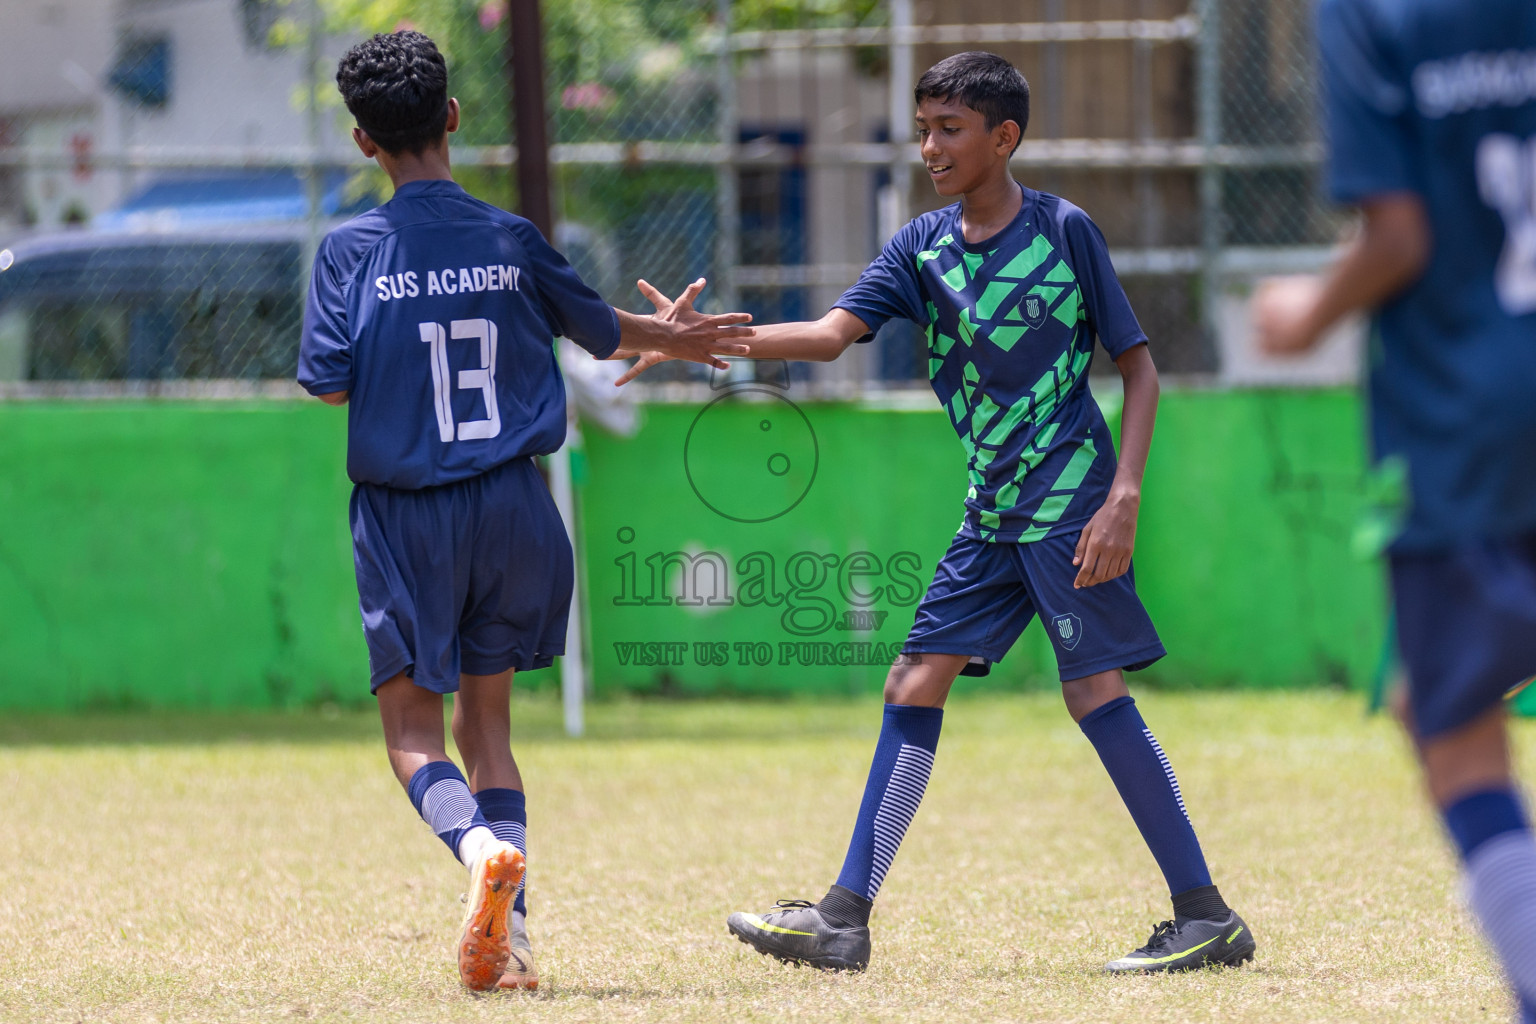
left=291, top=0, right=882, bottom=274
left=310, top=0, right=884, bottom=143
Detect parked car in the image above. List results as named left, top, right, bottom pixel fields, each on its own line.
left=0, top=170, right=380, bottom=382
left=0, top=225, right=312, bottom=381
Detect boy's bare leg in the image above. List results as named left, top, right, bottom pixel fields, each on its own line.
left=453, top=670, right=523, bottom=791
left=1414, top=705, right=1511, bottom=809
left=1413, top=705, right=1536, bottom=1007
left=377, top=672, right=499, bottom=863
left=377, top=672, right=451, bottom=788
left=377, top=672, right=521, bottom=990
left=881, top=652, right=969, bottom=707
left=1061, top=667, right=1131, bottom=722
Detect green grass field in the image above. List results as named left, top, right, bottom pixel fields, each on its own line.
left=0, top=690, right=1520, bottom=1023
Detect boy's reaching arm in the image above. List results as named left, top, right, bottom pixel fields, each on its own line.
left=733, top=309, right=871, bottom=360
left=609, top=277, right=754, bottom=370
left=612, top=281, right=870, bottom=385
left=1251, top=194, right=1430, bottom=354
left=1074, top=342, right=1158, bottom=589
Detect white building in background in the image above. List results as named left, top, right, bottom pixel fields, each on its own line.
left=1, top=0, right=117, bottom=229
left=0, top=0, right=352, bottom=235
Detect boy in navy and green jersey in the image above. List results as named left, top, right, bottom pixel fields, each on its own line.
left=622, top=51, right=1253, bottom=975
left=841, top=173, right=1148, bottom=554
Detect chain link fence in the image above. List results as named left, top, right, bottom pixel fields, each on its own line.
left=0, top=0, right=1340, bottom=392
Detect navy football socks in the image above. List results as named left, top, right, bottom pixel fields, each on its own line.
left=1444, top=788, right=1529, bottom=859
left=406, top=760, right=492, bottom=864
left=1170, top=883, right=1230, bottom=923
left=829, top=703, right=944, bottom=921
left=1447, top=788, right=1536, bottom=1006
left=475, top=787, right=529, bottom=915
left=1078, top=696, right=1215, bottom=902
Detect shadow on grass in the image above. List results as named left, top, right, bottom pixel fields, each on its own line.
left=0, top=707, right=384, bottom=747
left=0, top=687, right=1362, bottom=749
left=0, top=691, right=895, bottom=748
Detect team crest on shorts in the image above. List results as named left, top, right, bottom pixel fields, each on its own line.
left=1020, top=291, right=1049, bottom=329
left=1051, top=613, right=1083, bottom=651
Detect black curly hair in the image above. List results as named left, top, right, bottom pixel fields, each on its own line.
left=914, top=52, right=1030, bottom=153
left=336, top=31, right=450, bottom=156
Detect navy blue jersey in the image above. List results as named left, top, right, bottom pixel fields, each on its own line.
left=1320, top=0, right=1536, bottom=550
left=835, top=186, right=1146, bottom=543
left=298, top=179, right=619, bottom=489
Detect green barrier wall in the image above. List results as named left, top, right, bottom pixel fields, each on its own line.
left=0, top=391, right=1389, bottom=709
left=0, top=403, right=364, bottom=709
left=579, top=389, right=1386, bottom=696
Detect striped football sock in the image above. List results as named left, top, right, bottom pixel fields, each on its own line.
left=1449, top=789, right=1536, bottom=1005
left=1078, top=696, right=1215, bottom=903
left=406, top=761, right=494, bottom=865
left=833, top=704, right=943, bottom=905
left=475, top=787, right=528, bottom=915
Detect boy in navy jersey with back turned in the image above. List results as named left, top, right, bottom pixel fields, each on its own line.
left=622, top=51, right=1253, bottom=975
left=1255, top=1, right=1536, bottom=1018
left=298, top=31, right=750, bottom=992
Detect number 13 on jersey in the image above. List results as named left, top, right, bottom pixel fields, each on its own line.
left=1477, top=133, right=1536, bottom=316
left=419, top=318, right=502, bottom=443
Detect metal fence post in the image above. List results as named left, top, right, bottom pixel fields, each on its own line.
left=885, top=0, right=914, bottom=243
left=302, top=0, right=324, bottom=286
left=508, top=0, right=553, bottom=238
left=1133, top=0, right=1158, bottom=248
left=714, top=0, right=739, bottom=313
left=550, top=425, right=585, bottom=739
left=1043, top=0, right=1064, bottom=143
left=1196, top=0, right=1223, bottom=355
left=504, top=0, right=581, bottom=735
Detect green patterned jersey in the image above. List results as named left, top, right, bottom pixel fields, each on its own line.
left=835, top=186, right=1147, bottom=542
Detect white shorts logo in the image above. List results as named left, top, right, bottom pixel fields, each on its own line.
left=1052, top=613, right=1083, bottom=651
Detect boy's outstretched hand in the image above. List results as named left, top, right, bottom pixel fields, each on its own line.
left=611, top=277, right=751, bottom=383
left=1251, top=274, right=1328, bottom=355
left=613, top=348, right=672, bottom=386
left=1073, top=488, right=1139, bottom=589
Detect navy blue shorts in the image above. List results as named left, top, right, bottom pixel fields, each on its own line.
left=903, top=531, right=1165, bottom=681
left=1392, top=533, right=1536, bottom=739
left=350, top=456, right=573, bottom=694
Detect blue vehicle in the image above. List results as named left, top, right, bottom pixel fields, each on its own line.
left=0, top=170, right=378, bottom=381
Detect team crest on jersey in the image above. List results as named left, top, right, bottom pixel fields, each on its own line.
left=1051, top=613, right=1083, bottom=651
left=1019, top=291, right=1049, bottom=329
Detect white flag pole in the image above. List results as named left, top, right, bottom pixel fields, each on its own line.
left=550, top=417, right=585, bottom=738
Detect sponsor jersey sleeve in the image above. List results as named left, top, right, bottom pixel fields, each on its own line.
left=832, top=220, right=931, bottom=341
left=507, top=218, right=620, bottom=359
left=1317, top=0, right=1419, bottom=203
left=1060, top=206, right=1147, bottom=358
left=297, top=232, right=354, bottom=396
